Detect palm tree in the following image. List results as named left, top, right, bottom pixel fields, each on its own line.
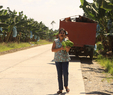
left=51, top=21, right=55, bottom=30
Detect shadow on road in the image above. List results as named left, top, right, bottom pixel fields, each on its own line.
left=85, top=91, right=113, bottom=95
left=47, top=92, right=66, bottom=95
left=81, top=66, right=104, bottom=74
left=69, top=55, right=94, bottom=64
left=69, top=55, right=80, bottom=62
left=105, top=90, right=113, bottom=94
left=79, top=56, right=93, bottom=64
left=47, top=63, right=55, bottom=65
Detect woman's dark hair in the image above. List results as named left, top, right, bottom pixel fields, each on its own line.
left=59, top=28, right=66, bottom=35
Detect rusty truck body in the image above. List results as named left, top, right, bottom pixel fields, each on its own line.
left=59, top=15, right=97, bottom=60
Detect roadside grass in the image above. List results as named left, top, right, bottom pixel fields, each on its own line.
left=31, top=40, right=52, bottom=45
left=0, top=42, right=30, bottom=52
left=94, top=41, right=113, bottom=76
left=0, top=40, right=52, bottom=52
left=94, top=41, right=113, bottom=82
left=96, top=55, right=113, bottom=76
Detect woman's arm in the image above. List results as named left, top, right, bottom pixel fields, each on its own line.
left=51, top=41, right=65, bottom=52
left=65, top=46, right=71, bottom=52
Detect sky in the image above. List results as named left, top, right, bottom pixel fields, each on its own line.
left=0, top=0, right=93, bottom=30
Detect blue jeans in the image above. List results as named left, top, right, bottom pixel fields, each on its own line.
left=55, top=62, right=69, bottom=90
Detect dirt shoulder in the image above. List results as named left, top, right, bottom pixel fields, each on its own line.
left=80, top=57, right=113, bottom=95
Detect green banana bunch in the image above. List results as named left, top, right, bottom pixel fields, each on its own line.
left=62, top=40, right=74, bottom=49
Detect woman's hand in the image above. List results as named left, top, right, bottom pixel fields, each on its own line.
left=60, top=46, right=65, bottom=50
left=65, top=46, right=71, bottom=52
left=52, top=41, right=65, bottom=52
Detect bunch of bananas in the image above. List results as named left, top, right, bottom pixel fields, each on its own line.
left=62, top=40, right=74, bottom=49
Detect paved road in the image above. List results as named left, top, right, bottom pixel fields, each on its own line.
left=0, top=44, right=85, bottom=95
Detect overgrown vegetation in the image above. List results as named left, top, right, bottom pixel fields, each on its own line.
left=94, top=42, right=113, bottom=76
left=96, top=55, right=113, bottom=75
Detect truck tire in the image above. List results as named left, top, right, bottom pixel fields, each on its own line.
left=89, top=48, right=94, bottom=60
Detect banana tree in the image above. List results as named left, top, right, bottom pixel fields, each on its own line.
left=101, top=0, right=113, bottom=22
left=101, top=0, right=113, bottom=51
left=6, top=8, right=30, bottom=43
left=4, top=7, right=18, bottom=42
left=80, top=0, right=108, bottom=31
left=16, top=14, right=31, bottom=43
left=0, top=6, right=9, bottom=42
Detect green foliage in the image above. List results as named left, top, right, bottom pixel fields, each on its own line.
left=109, top=68, right=113, bottom=75
left=0, top=5, right=56, bottom=43
left=62, top=40, right=74, bottom=49
left=96, top=56, right=113, bottom=75
left=101, top=0, right=113, bottom=11
left=105, top=62, right=111, bottom=72
left=31, top=40, right=52, bottom=45
left=96, top=41, right=104, bottom=51
left=65, top=40, right=74, bottom=47
left=62, top=41, right=66, bottom=49
left=53, top=32, right=58, bottom=36
left=97, top=54, right=103, bottom=59
left=101, top=0, right=113, bottom=20
left=0, top=42, right=30, bottom=52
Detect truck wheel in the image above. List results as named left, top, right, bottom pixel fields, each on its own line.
left=89, top=49, right=94, bottom=60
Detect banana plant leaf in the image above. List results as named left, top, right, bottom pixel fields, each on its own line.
left=80, top=1, right=94, bottom=15
left=80, top=0, right=107, bottom=21
left=0, top=10, right=7, bottom=15
left=27, top=25, right=33, bottom=28
left=0, top=15, right=10, bottom=19
left=32, top=28, right=39, bottom=32
left=2, top=28, right=8, bottom=31
left=96, top=0, right=103, bottom=5
left=0, top=10, right=3, bottom=15
left=101, top=0, right=113, bottom=11
left=0, top=23, right=8, bottom=27
left=16, top=21, right=27, bottom=26
left=80, top=0, right=97, bottom=20
left=0, top=6, right=3, bottom=9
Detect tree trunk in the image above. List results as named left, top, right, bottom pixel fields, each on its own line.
left=6, top=31, right=11, bottom=43
left=18, top=32, right=21, bottom=43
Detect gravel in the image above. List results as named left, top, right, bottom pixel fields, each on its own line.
left=80, top=57, right=113, bottom=95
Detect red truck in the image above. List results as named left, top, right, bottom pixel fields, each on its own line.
left=59, top=15, right=97, bottom=60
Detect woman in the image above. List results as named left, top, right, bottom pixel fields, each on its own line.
left=51, top=28, right=71, bottom=94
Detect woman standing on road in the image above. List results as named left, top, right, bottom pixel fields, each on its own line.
left=51, top=28, right=71, bottom=94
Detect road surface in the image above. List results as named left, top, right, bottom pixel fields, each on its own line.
left=0, top=44, right=85, bottom=95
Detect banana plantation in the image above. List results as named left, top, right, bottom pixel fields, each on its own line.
left=80, top=0, right=113, bottom=53
left=0, top=6, right=57, bottom=43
